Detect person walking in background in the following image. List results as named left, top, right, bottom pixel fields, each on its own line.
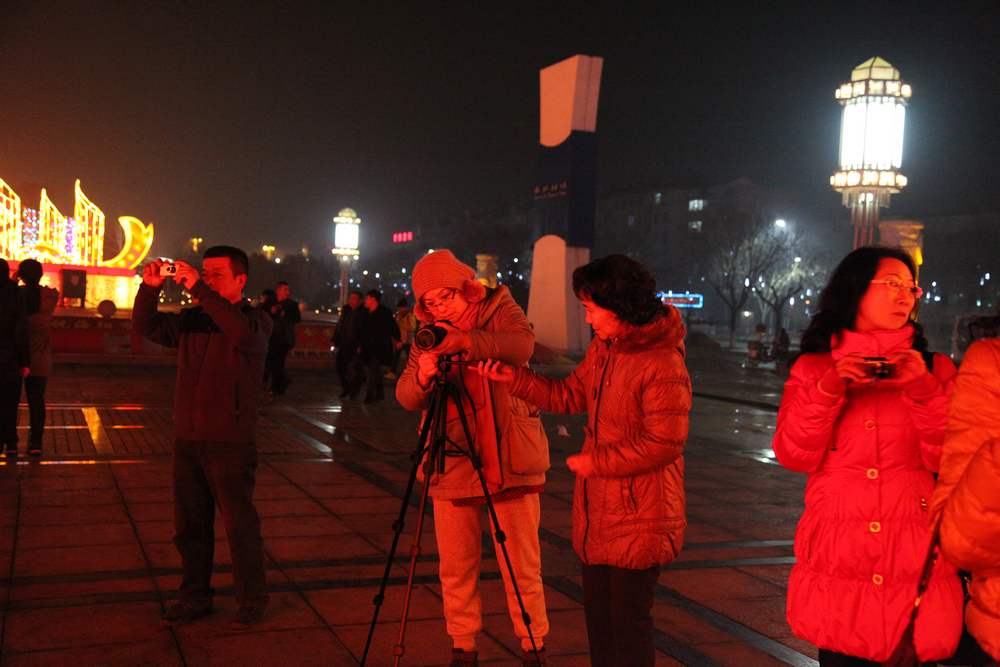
left=271, top=281, right=300, bottom=395
left=0, top=258, right=29, bottom=458
left=358, top=290, right=399, bottom=404
left=389, top=296, right=417, bottom=379
left=772, top=246, right=963, bottom=665
left=332, top=290, right=364, bottom=399
left=15, top=259, right=58, bottom=457
left=258, top=289, right=287, bottom=395
left=133, top=247, right=272, bottom=628
left=931, top=337, right=1000, bottom=663
left=396, top=249, right=550, bottom=667
left=476, top=254, right=690, bottom=667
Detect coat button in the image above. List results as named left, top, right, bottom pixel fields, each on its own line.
left=864, top=419, right=877, bottom=430
left=869, top=521, right=881, bottom=533
left=866, top=468, right=879, bottom=480
left=872, top=574, right=884, bottom=585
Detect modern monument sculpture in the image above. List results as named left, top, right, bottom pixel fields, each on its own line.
left=527, top=54, right=603, bottom=353
left=830, top=57, right=911, bottom=249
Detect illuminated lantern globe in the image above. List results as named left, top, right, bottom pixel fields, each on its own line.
left=830, top=57, right=911, bottom=248
left=331, top=207, right=360, bottom=307
left=0, top=177, right=155, bottom=308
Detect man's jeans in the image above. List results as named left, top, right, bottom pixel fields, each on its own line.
left=173, top=440, right=267, bottom=608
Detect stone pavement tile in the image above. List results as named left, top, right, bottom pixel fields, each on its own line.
left=336, top=617, right=515, bottom=666
left=690, top=640, right=788, bottom=666
left=266, top=534, right=380, bottom=563
left=134, top=519, right=176, bottom=544
left=735, top=564, right=792, bottom=590
left=127, top=501, right=175, bottom=522
left=3, top=637, right=182, bottom=667
left=660, top=569, right=787, bottom=602
left=3, top=600, right=166, bottom=653
left=300, top=481, right=393, bottom=499
left=18, top=503, right=128, bottom=527
left=365, top=530, right=440, bottom=558
left=9, top=573, right=155, bottom=603
left=256, top=497, right=329, bottom=518
left=320, top=496, right=408, bottom=515
left=305, top=583, right=442, bottom=625
left=483, top=607, right=590, bottom=657
left=280, top=562, right=394, bottom=587
left=709, top=595, right=794, bottom=638
left=681, top=522, right=747, bottom=544
left=14, top=543, right=147, bottom=578
left=261, top=515, right=355, bottom=539
left=120, top=486, right=173, bottom=503
left=172, top=592, right=322, bottom=640
left=17, top=522, right=137, bottom=550
left=18, top=488, right=123, bottom=507
left=339, top=512, right=412, bottom=533
left=112, top=467, right=173, bottom=489
left=181, top=627, right=355, bottom=667
left=253, top=483, right=309, bottom=500
left=539, top=545, right=580, bottom=577
left=651, top=603, right=737, bottom=645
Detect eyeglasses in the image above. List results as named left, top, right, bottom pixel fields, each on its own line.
left=421, top=289, right=458, bottom=311
left=870, top=279, right=923, bottom=298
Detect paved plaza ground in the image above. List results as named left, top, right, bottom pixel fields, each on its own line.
left=0, top=354, right=816, bottom=666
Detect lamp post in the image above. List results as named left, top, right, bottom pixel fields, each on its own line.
left=830, top=57, right=911, bottom=249
left=332, top=207, right=360, bottom=307
left=261, top=244, right=276, bottom=261
left=189, top=237, right=204, bottom=254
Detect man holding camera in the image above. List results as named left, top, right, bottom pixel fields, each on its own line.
left=396, top=250, right=550, bottom=667
left=133, top=247, right=272, bottom=628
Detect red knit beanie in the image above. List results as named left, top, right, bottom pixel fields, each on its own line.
left=411, top=250, right=486, bottom=322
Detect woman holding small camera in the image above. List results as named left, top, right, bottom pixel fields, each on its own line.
left=772, top=246, right=964, bottom=665
left=396, top=250, right=550, bottom=667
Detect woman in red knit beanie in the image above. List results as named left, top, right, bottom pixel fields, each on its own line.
left=396, top=250, right=550, bottom=667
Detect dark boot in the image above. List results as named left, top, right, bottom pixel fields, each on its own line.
left=449, top=648, right=478, bottom=667
left=522, top=647, right=546, bottom=667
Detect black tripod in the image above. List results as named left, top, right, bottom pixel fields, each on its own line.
left=360, top=355, right=541, bottom=666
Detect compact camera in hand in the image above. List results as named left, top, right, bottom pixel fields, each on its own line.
left=862, top=356, right=896, bottom=379
left=159, top=262, right=178, bottom=277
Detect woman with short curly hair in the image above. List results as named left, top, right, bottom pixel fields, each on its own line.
left=478, top=254, right=691, bottom=667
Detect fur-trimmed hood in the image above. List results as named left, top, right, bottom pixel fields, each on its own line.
left=614, top=304, right=686, bottom=355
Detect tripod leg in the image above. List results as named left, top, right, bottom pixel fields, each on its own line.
left=360, top=390, right=440, bottom=667
left=392, top=390, right=449, bottom=667
left=446, top=384, right=543, bottom=660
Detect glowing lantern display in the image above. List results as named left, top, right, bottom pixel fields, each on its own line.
left=331, top=207, right=360, bottom=307
left=830, top=57, right=911, bottom=248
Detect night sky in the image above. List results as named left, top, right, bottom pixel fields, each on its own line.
left=2, top=1, right=997, bottom=260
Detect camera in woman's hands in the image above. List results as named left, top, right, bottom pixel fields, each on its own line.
left=862, top=356, right=896, bottom=379
left=159, top=262, right=178, bottom=278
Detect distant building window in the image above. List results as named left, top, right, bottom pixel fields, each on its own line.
left=688, top=220, right=703, bottom=233
left=688, top=198, right=706, bottom=211
left=627, top=215, right=635, bottom=227
left=654, top=192, right=662, bottom=205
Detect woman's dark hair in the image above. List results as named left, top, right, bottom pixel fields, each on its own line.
left=18, top=259, right=43, bottom=315
left=800, top=246, right=929, bottom=354
left=259, top=288, right=277, bottom=306
left=572, top=254, right=663, bottom=326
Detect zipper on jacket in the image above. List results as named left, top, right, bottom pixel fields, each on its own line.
left=584, top=344, right=612, bottom=560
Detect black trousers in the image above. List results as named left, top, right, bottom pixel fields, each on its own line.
left=817, top=650, right=879, bottom=666
left=582, top=563, right=660, bottom=667
left=336, top=348, right=358, bottom=395
left=265, top=344, right=291, bottom=394
left=0, top=374, right=21, bottom=447
left=22, top=377, right=47, bottom=446
left=362, top=355, right=385, bottom=401
left=173, top=440, right=267, bottom=608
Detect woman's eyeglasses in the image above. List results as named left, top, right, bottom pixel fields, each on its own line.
left=870, top=279, right=923, bottom=298
left=421, top=289, right=458, bottom=311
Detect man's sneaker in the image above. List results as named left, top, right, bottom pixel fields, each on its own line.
left=522, top=647, right=546, bottom=666
left=449, top=649, right=478, bottom=667
left=229, top=605, right=266, bottom=629
left=161, top=600, right=212, bottom=626
left=27, top=444, right=42, bottom=457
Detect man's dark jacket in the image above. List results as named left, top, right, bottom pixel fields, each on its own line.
left=0, top=281, right=28, bottom=376
left=278, top=298, right=301, bottom=347
left=132, top=281, right=272, bottom=443
left=359, top=304, right=400, bottom=366
left=332, top=304, right=365, bottom=350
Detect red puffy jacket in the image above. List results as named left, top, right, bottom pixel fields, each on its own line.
left=510, top=306, right=691, bottom=569
left=772, top=327, right=963, bottom=661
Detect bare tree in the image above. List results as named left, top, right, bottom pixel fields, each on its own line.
left=705, top=211, right=786, bottom=349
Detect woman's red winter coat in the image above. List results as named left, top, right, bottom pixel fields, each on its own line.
left=772, top=327, right=963, bottom=662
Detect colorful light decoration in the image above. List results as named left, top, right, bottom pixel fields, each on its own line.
left=0, top=177, right=154, bottom=269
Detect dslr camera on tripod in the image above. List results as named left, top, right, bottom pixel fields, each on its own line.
left=413, top=322, right=451, bottom=351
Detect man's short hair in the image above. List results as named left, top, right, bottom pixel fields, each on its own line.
left=277, top=281, right=289, bottom=288
left=203, top=246, right=249, bottom=277
left=349, top=290, right=363, bottom=299
left=366, top=289, right=382, bottom=303
left=396, top=297, right=409, bottom=308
